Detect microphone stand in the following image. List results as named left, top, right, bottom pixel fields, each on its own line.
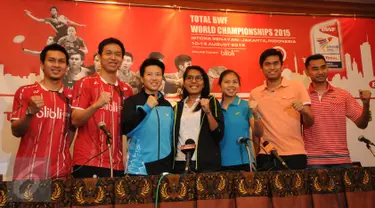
left=184, top=152, right=192, bottom=174
left=244, top=143, right=254, bottom=172
left=366, top=144, right=375, bottom=158
left=106, top=135, right=114, bottom=178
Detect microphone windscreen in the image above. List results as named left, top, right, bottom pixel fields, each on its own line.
left=185, top=139, right=195, bottom=145
left=262, top=141, right=274, bottom=153
left=98, top=121, right=106, bottom=128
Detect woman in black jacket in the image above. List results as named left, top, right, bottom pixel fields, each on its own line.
left=173, top=65, right=224, bottom=173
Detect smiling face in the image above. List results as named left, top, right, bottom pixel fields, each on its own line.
left=141, top=65, right=163, bottom=95
left=261, top=55, right=283, bottom=81
left=42, top=50, right=67, bottom=80
left=306, top=58, right=328, bottom=83
left=99, top=43, right=123, bottom=74
left=220, top=72, right=240, bottom=97
left=183, top=69, right=204, bottom=96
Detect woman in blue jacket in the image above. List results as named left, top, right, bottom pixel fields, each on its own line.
left=122, top=58, right=174, bottom=175
left=219, top=70, right=263, bottom=171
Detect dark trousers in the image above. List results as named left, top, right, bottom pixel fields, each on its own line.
left=73, top=165, right=124, bottom=178
left=257, top=154, right=307, bottom=171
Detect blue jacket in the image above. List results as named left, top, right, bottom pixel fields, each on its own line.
left=122, top=90, right=174, bottom=175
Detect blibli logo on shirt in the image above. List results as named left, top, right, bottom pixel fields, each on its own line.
left=235, top=112, right=240, bottom=115
left=101, top=102, right=120, bottom=113
left=36, top=106, right=67, bottom=119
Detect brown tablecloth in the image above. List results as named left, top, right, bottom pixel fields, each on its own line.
left=0, top=167, right=374, bottom=207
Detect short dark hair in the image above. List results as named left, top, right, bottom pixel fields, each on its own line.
left=174, top=55, right=192, bottom=70
left=218, top=69, right=241, bottom=85
left=259, top=48, right=283, bottom=67
left=40, top=43, right=69, bottom=65
left=50, top=6, right=58, bottom=12
left=124, top=52, right=133, bottom=61
left=148, top=52, right=164, bottom=60
left=98, top=37, right=125, bottom=57
left=305, top=54, right=326, bottom=69
left=70, top=50, right=85, bottom=61
left=139, top=58, right=165, bottom=77
left=182, top=65, right=210, bottom=99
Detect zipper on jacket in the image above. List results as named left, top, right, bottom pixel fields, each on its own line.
left=156, top=108, right=160, bottom=159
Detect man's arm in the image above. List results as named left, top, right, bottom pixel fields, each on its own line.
left=57, top=36, right=66, bottom=45
left=11, top=115, right=33, bottom=138
left=294, top=82, right=314, bottom=127
left=24, top=10, right=45, bottom=22
left=71, top=92, right=110, bottom=127
left=353, top=90, right=371, bottom=129
left=22, top=48, right=41, bottom=56
left=301, top=105, right=314, bottom=127
left=65, top=16, right=86, bottom=27
left=79, top=38, right=88, bottom=54
left=248, top=100, right=264, bottom=138
left=11, top=95, right=44, bottom=137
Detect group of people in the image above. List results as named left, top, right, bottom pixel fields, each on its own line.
left=10, top=37, right=372, bottom=180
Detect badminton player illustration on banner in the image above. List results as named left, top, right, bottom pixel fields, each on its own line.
left=20, top=36, right=55, bottom=56
left=57, top=26, right=88, bottom=57
left=24, top=6, right=86, bottom=42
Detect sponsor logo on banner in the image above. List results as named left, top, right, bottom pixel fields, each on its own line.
left=311, top=19, right=344, bottom=70
left=220, top=49, right=235, bottom=56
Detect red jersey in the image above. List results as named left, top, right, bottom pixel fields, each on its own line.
left=11, top=82, right=73, bottom=180
left=72, top=73, right=132, bottom=170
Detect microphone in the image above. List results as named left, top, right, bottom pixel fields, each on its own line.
left=358, top=135, right=375, bottom=146
left=98, top=122, right=112, bottom=146
left=262, top=141, right=289, bottom=169
left=181, top=139, right=196, bottom=173
left=237, top=137, right=250, bottom=144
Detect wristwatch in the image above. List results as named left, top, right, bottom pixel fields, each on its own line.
left=26, top=107, right=34, bottom=116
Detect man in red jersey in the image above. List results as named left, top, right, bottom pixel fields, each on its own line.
left=11, top=44, right=74, bottom=180
left=71, top=38, right=132, bottom=178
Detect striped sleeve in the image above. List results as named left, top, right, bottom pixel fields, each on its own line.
left=11, top=87, right=28, bottom=121
left=72, top=79, right=91, bottom=110
left=345, top=91, right=363, bottom=122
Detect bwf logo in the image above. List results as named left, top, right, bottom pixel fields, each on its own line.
left=36, top=106, right=67, bottom=119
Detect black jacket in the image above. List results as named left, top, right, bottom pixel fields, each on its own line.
left=173, top=95, right=224, bottom=172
